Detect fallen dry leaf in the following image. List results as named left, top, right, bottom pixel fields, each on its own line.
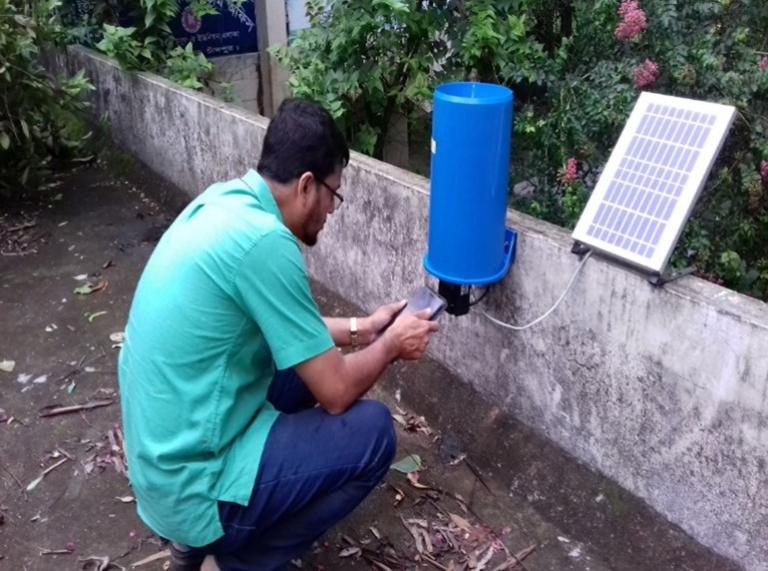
left=474, top=545, right=495, bottom=570
left=338, top=546, right=361, bottom=558
left=420, top=528, right=434, bottom=553
left=449, top=513, right=474, bottom=534
left=392, top=412, right=434, bottom=435
left=407, top=471, right=431, bottom=489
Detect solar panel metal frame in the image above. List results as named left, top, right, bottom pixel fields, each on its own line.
left=572, top=92, right=736, bottom=275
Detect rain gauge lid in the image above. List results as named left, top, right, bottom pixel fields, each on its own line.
left=435, top=82, right=513, bottom=106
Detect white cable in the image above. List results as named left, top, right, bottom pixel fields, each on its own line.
left=481, top=250, right=592, bottom=331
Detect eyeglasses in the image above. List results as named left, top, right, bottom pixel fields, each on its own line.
left=316, top=177, right=344, bottom=208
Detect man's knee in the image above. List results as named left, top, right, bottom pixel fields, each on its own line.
left=349, top=400, right=397, bottom=468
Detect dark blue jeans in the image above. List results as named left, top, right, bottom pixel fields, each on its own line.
left=184, top=368, right=396, bottom=571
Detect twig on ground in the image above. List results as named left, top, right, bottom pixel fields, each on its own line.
left=55, top=351, right=107, bottom=385
left=1, top=249, right=38, bottom=257
left=422, top=553, right=449, bottom=570
left=26, top=457, right=68, bottom=491
left=79, top=554, right=126, bottom=571
left=0, top=463, right=24, bottom=490
left=40, top=547, right=74, bottom=555
left=488, top=544, right=536, bottom=571
left=465, top=458, right=494, bottom=495
left=39, top=399, right=114, bottom=418
left=6, top=222, right=37, bottom=233
left=428, top=497, right=449, bottom=518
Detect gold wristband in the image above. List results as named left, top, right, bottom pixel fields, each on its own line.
left=349, top=317, right=359, bottom=348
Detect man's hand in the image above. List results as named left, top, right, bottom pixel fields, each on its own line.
left=360, top=300, right=407, bottom=344
left=299, top=308, right=439, bottom=414
left=382, top=309, right=439, bottom=361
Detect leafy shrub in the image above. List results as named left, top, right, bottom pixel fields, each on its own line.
left=272, top=0, right=454, bottom=156
left=0, top=0, right=94, bottom=194
left=164, top=42, right=214, bottom=89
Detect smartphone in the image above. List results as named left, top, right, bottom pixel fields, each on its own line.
left=400, top=285, right=447, bottom=321
left=377, top=286, right=447, bottom=338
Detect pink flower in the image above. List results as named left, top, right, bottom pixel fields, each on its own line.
left=560, top=158, right=578, bottom=184
left=633, top=59, right=659, bottom=90
left=615, top=1, right=647, bottom=41
left=760, top=160, right=768, bottom=183
left=760, top=56, right=768, bottom=71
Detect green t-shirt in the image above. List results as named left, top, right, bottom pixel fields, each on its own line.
left=118, top=170, right=334, bottom=546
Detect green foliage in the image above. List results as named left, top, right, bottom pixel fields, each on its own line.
left=93, top=1, right=175, bottom=73
left=272, top=0, right=455, bottom=156
left=0, top=0, right=94, bottom=195
left=164, top=41, right=213, bottom=89
left=96, top=25, right=147, bottom=69
left=277, top=0, right=768, bottom=300
left=85, top=0, right=222, bottom=91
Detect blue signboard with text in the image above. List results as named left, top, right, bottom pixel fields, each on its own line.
left=170, top=0, right=258, bottom=57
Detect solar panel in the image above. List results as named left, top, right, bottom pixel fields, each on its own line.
left=572, top=92, right=736, bottom=274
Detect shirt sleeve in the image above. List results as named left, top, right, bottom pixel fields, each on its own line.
left=233, top=228, right=334, bottom=369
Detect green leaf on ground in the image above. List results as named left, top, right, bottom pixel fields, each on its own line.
left=390, top=454, right=422, bottom=474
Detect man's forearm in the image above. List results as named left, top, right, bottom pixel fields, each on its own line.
left=298, top=311, right=435, bottom=415
left=333, top=336, right=399, bottom=410
left=295, top=333, right=398, bottom=415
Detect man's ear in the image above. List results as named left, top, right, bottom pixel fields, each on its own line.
left=296, top=171, right=315, bottom=202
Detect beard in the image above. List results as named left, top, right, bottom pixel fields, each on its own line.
left=302, top=232, right=319, bottom=247
left=300, top=211, right=326, bottom=247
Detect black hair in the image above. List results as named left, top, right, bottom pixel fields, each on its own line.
left=257, top=98, right=350, bottom=184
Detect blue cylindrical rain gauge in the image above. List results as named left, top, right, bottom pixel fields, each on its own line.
left=424, top=82, right=517, bottom=315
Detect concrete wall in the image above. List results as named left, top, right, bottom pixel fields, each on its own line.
left=209, top=52, right=260, bottom=114
left=49, top=47, right=768, bottom=571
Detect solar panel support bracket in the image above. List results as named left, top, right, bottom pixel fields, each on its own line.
left=571, top=241, right=591, bottom=257
left=647, top=266, right=696, bottom=287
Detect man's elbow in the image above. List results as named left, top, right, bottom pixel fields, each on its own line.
left=320, top=398, right=350, bottom=416
left=315, top=388, right=351, bottom=415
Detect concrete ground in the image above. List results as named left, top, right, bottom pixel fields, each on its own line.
left=0, top=158, right=742, bottom=571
